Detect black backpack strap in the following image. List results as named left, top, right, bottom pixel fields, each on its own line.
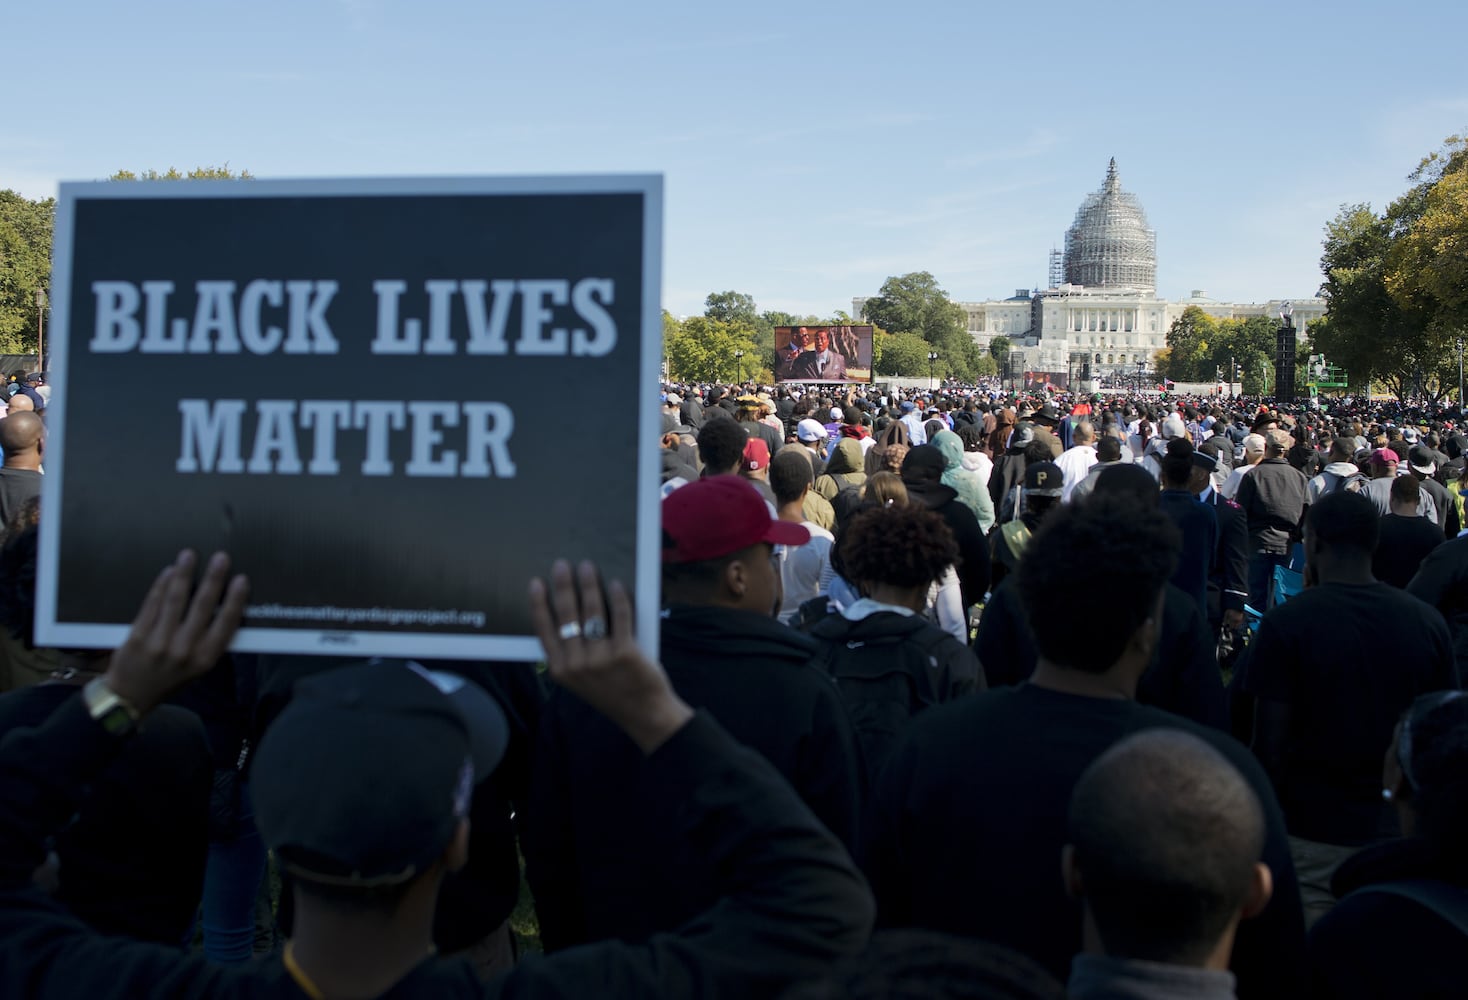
left=1352, top=879, right=1468, bottom=935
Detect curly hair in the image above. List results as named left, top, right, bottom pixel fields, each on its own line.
left=1016, top=494, right=1179, bottom=673
left=837, top=503, right=958, bottom=590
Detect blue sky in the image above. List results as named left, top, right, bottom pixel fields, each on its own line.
left=5, top=0, right=1465, bottom=317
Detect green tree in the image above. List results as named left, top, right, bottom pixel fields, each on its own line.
left=860, top=271, right=987, bottom=381
left=1314, top=202, right=1443, bottom=401
left=988, top=335, right=1011, bottom=362
left=703, top=290, right=758, bottom=327
left=705, top=290, right=775, bottom=369
left=861, top=272, right=968, bottom=346
left=1163, top=306, right=1219, bottom=382
left=873, top=331, right=934, bottom=377
left=664, top=315, right=760, bottom=383
left=109, top=164, right=253, bottom=181
left=1386, top=136, right=1468, bottom=351
left=0, top=190, right=55, bottom=355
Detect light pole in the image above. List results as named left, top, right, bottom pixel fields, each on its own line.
left=35, top=287, right=45, bottom=370
left=734, top=349, right=745, bottom=383
left=1458, top=338, right=1464, bottom=406
left=1229, top=353, right=1235, bottom=397
left=927, top=351, right=939, bottom=391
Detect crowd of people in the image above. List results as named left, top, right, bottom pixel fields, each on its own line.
left=0, top=371, right=1464, bottom=998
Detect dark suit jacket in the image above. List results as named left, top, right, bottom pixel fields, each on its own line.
left=792, top=351, right=848, bottom=381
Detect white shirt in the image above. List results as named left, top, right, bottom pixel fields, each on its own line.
left=901, top=412, right=928, bottom=446
left=1219, top=462, right=1258, bottom=500
left=778, top=522, right=835, bottom=623
left=1056, top=444, right=1099, bottom=502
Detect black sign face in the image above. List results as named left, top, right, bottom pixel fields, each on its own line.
left=37, top=177, right=664, bottom=660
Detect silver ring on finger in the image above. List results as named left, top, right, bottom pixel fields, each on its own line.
left=558, top=621, right=583, bottom=640
left=582, top=616, right=607, bottom=640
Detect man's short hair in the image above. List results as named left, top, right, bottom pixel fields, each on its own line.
left=1068, top=730, right=1265, bottom=965
left=1390, top=473, right=1421, bottom=506
left=1095, top=436, right=1123, bottom=463
left=1016, top=494, right=1178, bottom=674
left=1306, top=490, right=1379, bottom=556
left=769, top=449, right=814, bottom=506
left=697, top=419, right=748, bottom=474
left=1022, top=439, right=1054, bottom=465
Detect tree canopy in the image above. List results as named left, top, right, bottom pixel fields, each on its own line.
left=1312, top=133, right=1468, bottom=401
left=0, top=167, right=253, bottom=358
left=1160, top=307, right=1281, bottom=395
left=0, top=191, right=54, bottom=355
left=109, top=165, right=254, bottom=181
left=860, top=272, right=988, bottom=380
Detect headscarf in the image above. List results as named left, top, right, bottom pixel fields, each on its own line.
left=866, top=419, right=912, bottom=475
left=933, top=429, right=993, bottom=527
left=987, top=407, right=1016, bottom=457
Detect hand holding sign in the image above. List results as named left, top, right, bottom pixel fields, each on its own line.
left=529, top=559, right=691, bottom=754
left=103, top=550, right=249, bottom=715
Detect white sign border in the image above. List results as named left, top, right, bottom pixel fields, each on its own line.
left=35, top=173, right=664, bottom=664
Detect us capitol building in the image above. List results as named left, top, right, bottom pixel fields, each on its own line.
left=854, top=158, right=1322, bottom=378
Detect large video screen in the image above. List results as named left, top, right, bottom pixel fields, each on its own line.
left=773, top=325, right=873, bottom=383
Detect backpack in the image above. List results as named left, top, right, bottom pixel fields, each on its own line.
left=830, top=483, right=866, bottom=528
left=1321, top=469, right=1370, bottom=495
left=809, top=616, right=961, bottom=783
left=1353, top=878, right=1468, bottom=936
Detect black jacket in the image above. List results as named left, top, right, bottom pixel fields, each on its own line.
left=807, top=610, right=981, bottom=787
left=0, top=700, right=873, bottom=999
left=0, top=686, right=210, bottom=945
left=1235, top=458, right=1307, bottom=554
left=1406, top=536, right=1468, bottom=680
left=864, top=684, right=1305, bottom=997
left=904, top=481, right=991, bottom=608
left=525, top=605, right=863, bottom=951
left=1309, top=838, right=1468, bottom=999
left=1158, top=489, right=1217, bottom=615
left=1207, top=490, right=1250, bottom=616
left=988, top=449, right=1027, bottom=513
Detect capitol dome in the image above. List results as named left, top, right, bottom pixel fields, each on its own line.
left=1063, top=159, right=1156, bottom=294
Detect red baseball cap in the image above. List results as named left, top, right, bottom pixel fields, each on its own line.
left=662, top=476, right=810, bottom=563
left=743, top=438, right=770, bottom=471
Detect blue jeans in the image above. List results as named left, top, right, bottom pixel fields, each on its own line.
left=199, top=779, right=268, bottom=963
left=1248, top=552, right=1292, bottom=613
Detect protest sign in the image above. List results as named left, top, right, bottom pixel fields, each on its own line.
left=36, top=175, right=663, bottom=660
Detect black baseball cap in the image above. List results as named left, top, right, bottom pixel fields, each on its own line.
left=252, top=660, right=508, bottom=888
left=1024, top=461, right=1064, bottom=497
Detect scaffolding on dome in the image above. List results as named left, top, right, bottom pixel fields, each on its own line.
left=1063, top=158, right=1157, bottom=294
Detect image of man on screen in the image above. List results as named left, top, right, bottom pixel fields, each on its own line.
left=775, top=328, right=812, bottom=382
left=790, top=328, right=848, bottom=382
